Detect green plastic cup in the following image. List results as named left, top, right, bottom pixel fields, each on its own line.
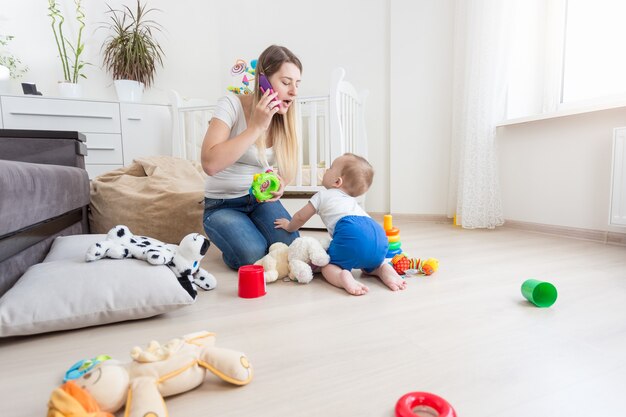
left=521, top=279, right=558, bottom=307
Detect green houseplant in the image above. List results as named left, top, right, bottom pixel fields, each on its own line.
left=0, top=35, right=28, bottom=79
left=47, top=0, right=88, bottom=97
left=101, top=0, right=165, bottom=102
left=0, top=35, right=29, bottom=94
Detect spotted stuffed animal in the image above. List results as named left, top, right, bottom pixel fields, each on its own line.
left=86, top=225, right=173, bottom=264
left=86, top=225, right=217, bottom=297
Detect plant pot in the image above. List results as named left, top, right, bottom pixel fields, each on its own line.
left=114, top=79, right=144, bottom=102
left=58, top=82, right=82, bottom=98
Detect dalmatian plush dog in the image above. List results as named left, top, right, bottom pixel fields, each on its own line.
left=86, top=225, right=217, bottom=298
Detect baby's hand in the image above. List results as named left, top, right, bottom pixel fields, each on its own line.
left=274, top=218, right=290, bottom=230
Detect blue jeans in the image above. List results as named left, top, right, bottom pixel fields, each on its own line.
left=203, top=194, right=299, bottom=270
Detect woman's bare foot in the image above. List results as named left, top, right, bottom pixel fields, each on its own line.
left=338, top=270, right=369, bottom=296
left=371, top=263, right=407, bottom=291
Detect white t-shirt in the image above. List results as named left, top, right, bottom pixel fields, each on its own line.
left=309, top=188, right=369, bottom=236
left=205, top=94, right=275, bottom=199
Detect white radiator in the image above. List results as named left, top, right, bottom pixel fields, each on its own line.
left=610, top=127, right=626, bottom=226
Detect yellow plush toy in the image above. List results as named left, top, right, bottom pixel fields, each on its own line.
left=47, top=331, right=253, bottom=417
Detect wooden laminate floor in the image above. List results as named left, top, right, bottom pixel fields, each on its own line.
left=1, top=221, right=625, bottom=417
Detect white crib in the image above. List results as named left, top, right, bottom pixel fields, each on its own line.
left=169, top=67, right=368, bottom=228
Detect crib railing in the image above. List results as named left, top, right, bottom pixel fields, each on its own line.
left=169, top=68, right=367, bottom=196
left=330, top=67, right=369, bottom=163
left=287, top=68, right=368, bottom=194
left=169, top=90, right=215, bottom=161
left=287, top=96, right=330, bottom=192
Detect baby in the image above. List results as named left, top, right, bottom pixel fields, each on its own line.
left=274, top=153, right=407, bottom=295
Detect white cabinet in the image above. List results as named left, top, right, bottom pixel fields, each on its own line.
left=610, top=127, right=626, bottom=226
left=120, top=103, right=171, bottom=164
left=0, top=95, right=171, bottom=178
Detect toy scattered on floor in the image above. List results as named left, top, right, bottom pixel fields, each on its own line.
left=395, top=391, right=456, bottom=417
left=390, top=254, right=420, bottom=275
left=254, top=241, right=290, bottom=283
left=254, top=236, right=330, bottom=284
left=390, top=254, right=439, bottom=276
left=521, top=279, right=558, bottom=307
left=85, top=225, right=217, bottom=297
left=250, top=169, right=281, bottom=202
left=47, top=331, right=253, bottom=417
left=63, top=354, right=112, bottom=382
left=238, top=264, right=266, bottom=298
left=383, top=214, right=403, bottom=257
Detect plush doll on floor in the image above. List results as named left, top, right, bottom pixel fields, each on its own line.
left=255, top=236, right=330, bottom=283
left=85, top=225, right=217, bottom=297
left=47, top=331, right=253, bottom=417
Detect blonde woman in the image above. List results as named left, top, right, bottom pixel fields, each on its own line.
left=201, top=45, right=301, bottom=269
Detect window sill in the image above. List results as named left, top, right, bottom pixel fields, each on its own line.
left=496, top=98, right=626, bottom=127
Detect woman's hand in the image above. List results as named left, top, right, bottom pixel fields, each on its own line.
left=249, top=89, right=280, bottom=133
left=265, top=173, right=285, bottom=202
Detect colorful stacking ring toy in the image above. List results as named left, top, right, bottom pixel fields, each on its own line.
left=388, top=241, right=402, bottom=251
left=395, top=392, right=456, bottom=417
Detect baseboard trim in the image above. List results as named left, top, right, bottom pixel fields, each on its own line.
left=367, top=213, right=626, bottom=246
left=502, top=219, right=626, bottom=246
left=368, top=213, right=451, bottom=223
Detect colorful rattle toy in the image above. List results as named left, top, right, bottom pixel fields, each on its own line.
left=390, top=254, right=420, bottom=275
left=250, top=169, right=281, bottom=202
left=390, top=254, right=439, bottom=276
left=395, top=391, right=457, bottom=417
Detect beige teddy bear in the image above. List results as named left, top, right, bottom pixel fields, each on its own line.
left=255, top=242, right=290, bottom=283
left=255, top=237, right=330, bottom=284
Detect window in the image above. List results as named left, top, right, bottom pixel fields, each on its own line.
left=505, top=0, right=626, bottom=120
left=562, top=0, right=626, bottom=104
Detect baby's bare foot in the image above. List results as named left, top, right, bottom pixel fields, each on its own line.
left=339, top=270, right=369, bottom=296
left=380, top=264, right=407, bottom=291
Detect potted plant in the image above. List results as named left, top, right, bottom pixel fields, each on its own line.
left=101, top=0, right=165, bottom=102
left=0, top=34, right=29, bottom=94
left=47, top=0, right=88, bottom=98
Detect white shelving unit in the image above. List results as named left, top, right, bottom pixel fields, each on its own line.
left=0, top=94, right=171, bottom=178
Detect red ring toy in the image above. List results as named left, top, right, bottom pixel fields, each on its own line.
left=395, top=392, right=456, bottom=417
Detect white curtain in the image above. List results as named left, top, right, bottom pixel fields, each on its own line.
left=447, top=0, right=513, bottom=229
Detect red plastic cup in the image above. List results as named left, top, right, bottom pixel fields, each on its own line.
left=238, top=265, right=266, bottom=298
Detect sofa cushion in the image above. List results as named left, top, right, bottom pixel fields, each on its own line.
left=0, top=234, right=194, bottom=337
left=0, top=160, right=89, bottom=236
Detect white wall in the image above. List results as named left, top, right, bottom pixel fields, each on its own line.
left=497, top=108, right=626, bottom=232
left=14, top=0, right=618, bottom=235
left=389, top=0, right=453, bottom=216
left=0, top=0, right=390, bottom=212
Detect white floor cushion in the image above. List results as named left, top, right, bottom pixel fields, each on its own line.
left=0, top=234, right=194, bottom=337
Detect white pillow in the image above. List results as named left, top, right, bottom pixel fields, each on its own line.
left=0, top=234, right=194, bottom=337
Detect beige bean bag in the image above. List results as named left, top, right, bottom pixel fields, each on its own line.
left=89, top=156, right=207, bottom=244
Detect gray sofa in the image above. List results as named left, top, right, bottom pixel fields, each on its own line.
left=0, top=129, right=90, bottom=296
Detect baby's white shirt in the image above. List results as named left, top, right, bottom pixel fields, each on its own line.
left=309, top=188, right=368, bottom=236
